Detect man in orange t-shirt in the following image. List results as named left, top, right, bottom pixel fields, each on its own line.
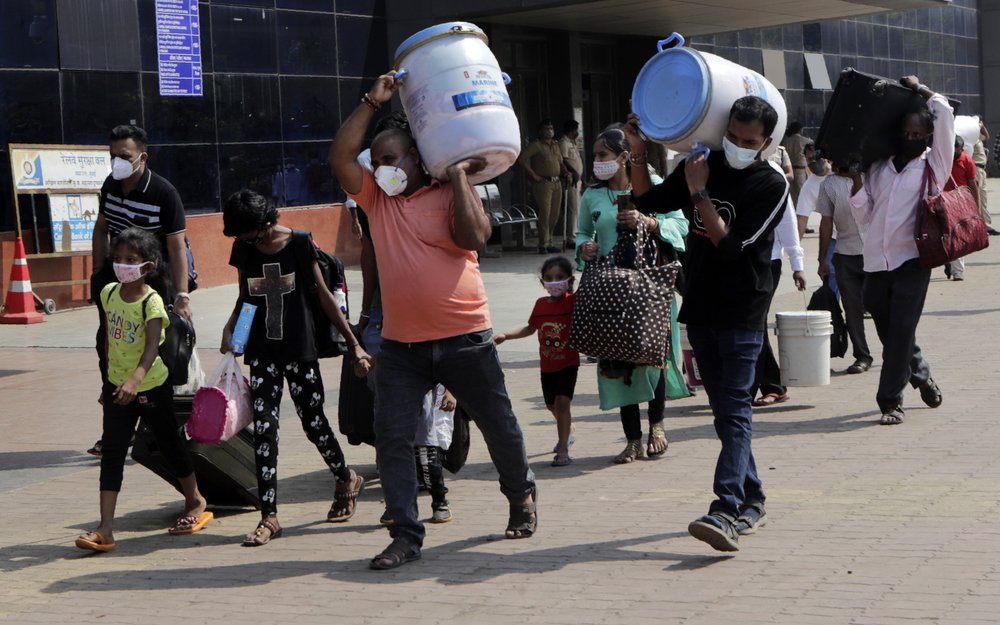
left=944, top=135, right=978, bottom=281
left=330, top=73, right=537, bottom=571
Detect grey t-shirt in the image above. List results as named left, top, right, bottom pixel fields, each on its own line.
left=815, top=174, right=866, bottom=256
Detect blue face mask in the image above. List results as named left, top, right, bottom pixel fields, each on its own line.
left=722, top=137, right=761, bottom=170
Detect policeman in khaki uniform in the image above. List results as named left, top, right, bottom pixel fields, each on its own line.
left=520, top=119, right=569, bottom=253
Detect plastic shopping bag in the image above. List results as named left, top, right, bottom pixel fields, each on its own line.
left=187, top=353, right=252, bottom=444
left=173, top=349, right=206, bottom=396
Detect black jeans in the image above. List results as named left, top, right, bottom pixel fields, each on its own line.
left=751, top=259, right=786, bottom=398
left=619, top=369, right=667, bottom=440
left=100, top=381, right=193, bottom=492
left=862, top=259, right=932, bottom=413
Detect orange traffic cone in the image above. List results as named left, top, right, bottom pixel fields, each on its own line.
left=0, top=237, right=44, bottom=324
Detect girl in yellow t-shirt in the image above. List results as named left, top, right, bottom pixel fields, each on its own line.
left=75, top=228, right=210, bottom=553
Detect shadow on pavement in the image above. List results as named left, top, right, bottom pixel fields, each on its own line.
left=40, top=531, right=728, bottom=593
left=0, top=450, right=95, bottom=472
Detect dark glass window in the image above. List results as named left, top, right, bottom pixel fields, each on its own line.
left=738, top=48, right=763, bottom=75
left=139, top=0, right=213, bottom=74
left=211, top=5, right=277, bottom=73
left=839, top=21, right=857, bottom=56
left=147, top=144, right=220, bottom=211
left=61, top=72, right=143, bottom=145
left=856, top=23, right=873, bottom=58
left=784, top=52, right=805, bottom=89
left=0, top=72, right=61, bottom=145
left=872, top=26, right=889, bottom=60
left=214, top=74, right=281, bottom=142
left=0, top=0, right=58, bottom=69
left=338, top=76, right=364, bottom=124
left=783, top=25, right=803, bottom=51
left=218, top=143, right=283, bottom=203
left=336, top=0, right=384, bottom=16
left=214, top=0, right=272, bottom=7
left=337, top=16, right=388, bottom=77
left=821, top=22, right=840, bottom=54
left=277, top=0, right=334, bottom=9
left=281, top=77, right=338, bottom=140
left=277, top=10, right=337, bottom=75
left=714, top=32, right=738, bottom=48
left=141, top=74, right=216, bottom=144
left=802, top=23, right=821, bottom=53
left=57, top=0, right=141, bottom=71
left=761, top=27, right=782, bottom=49
left=888, top=27, right=903, bottom=60
left=738, top=30, right=762, bottom=49
left=281, top=142, right=335, bottom=205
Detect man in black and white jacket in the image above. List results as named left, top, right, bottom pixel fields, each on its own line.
left=627, top=96, right=788, bottom=552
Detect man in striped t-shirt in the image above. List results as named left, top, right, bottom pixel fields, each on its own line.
left=87, top=125, right=192, bottom=456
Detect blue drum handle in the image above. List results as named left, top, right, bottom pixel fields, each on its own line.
left=656, top=32, right=686, bottom=52
left=393, top=68, right=409, bottom=83
left=501, top=72, right=511, bottom=85
left=687, top=142, right=710, bottom=161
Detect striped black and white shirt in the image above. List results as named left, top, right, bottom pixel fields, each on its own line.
left=634, top=151, right=788, bottom=331
left=99, top=167, right=185, bottom=258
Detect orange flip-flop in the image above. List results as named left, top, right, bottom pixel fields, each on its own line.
left=167, top=511, right=214, bottom=535
left=75, top=531, right=117, bottom=552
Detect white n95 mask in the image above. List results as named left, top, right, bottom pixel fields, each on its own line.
left=374, top=155, right=410, bottom=196
left=111, top=155, right=140, bottom=180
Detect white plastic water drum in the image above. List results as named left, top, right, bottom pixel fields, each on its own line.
left=393, top=22, right=520, bottom=184
left=955, top=115, right=980, bottom=154
left=776, top=311, right=832, bottom=387
left=631, top=33, right=787, bottom=158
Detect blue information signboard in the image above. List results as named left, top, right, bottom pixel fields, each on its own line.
left=155, top=0, right=203, bottom=97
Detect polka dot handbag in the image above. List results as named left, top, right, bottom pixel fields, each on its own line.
left=569, top=226, right=681, bottom=366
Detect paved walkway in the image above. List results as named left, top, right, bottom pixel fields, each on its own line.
left=2, top=199, right=1000, bottom=624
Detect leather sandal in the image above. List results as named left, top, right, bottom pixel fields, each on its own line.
left=369, top=537, right=421, bottom=570
left=919, top=378, right=942, bottom=408
left=505, top=488, right=538, bottom=539
left=328, top=470, right=364, bottom=522
left=646, top=424, right=668, bottom=457
left=613, top=439, right=643, bottom=464
left=243, top=518, right=282, bottom=546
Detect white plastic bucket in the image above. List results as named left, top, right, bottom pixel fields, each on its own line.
left=776, top=311, right=832, bottom=387
left=955, top=115, right=980, bottom=155
left=631, top=33, right=786, bottom=158
left=393, top=22, right=521, bottom=184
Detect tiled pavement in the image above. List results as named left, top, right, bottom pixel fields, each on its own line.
left=2, top=191, right=999, bottom=624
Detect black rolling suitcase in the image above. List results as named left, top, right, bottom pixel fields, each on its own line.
left=131, top=394, right=260, bottom=508
left=816, top=68, right=960, bottom=171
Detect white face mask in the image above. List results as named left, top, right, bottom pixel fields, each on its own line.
left=593, top=159, right=620, bottom=180
left=113, top=261, right=150, bottom=284
left=722, top=137, right=761, bottom=170
left=111, top=155, right=140, bottom=181
left=373, top=155, right=410, bottom=196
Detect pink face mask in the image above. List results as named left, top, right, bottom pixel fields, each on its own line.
left=543, top=278, right=570, bottom=297
left=113, top=262, right=150, bottom=284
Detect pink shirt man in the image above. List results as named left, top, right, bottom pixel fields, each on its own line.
left=348, top=168, right=491, bottom=343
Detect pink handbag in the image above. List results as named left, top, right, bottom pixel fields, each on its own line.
left=187, top=353, right=252, bottom=444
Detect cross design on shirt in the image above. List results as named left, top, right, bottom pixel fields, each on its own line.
left=248, top=263, right=295, bottom=340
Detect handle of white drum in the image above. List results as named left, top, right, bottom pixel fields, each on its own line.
left=656, top=32, right=686, bottom=52
left=393, top=68, right=409, bottom=83
left=501, top=72, right=511, bottom=85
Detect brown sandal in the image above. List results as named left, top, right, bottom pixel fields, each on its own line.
left=328, top=470, right=364, bottom=522
left=242, top=518, right=282, bottom=546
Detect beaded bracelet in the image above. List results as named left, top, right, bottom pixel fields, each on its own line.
left=361, top=93, right=380, bottom=111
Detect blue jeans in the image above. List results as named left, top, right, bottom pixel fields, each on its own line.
left=374, top=329, right=535, bottom=548
left=687, top=325, right=765, bottom=519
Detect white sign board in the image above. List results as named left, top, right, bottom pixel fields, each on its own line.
left=10, top=146, right=110, bottom=192
left=49, top=193, right=99, bottom=252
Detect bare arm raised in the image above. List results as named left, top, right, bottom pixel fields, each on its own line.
left=330, top=73, right=399, bottom=196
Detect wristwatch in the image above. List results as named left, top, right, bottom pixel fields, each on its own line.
left=690, top=189, right=710, bottom=205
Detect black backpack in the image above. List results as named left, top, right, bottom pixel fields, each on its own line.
left=299, top=232, right=350, bottom=359
left=807, top=281, right=848, bottom=359
left=107, top=284, right=195, bottom=386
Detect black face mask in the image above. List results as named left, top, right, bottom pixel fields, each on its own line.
left=898, top=137, right=929, bottom=160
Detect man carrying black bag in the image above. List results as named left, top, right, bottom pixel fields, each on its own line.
left=848, top=76, right=951, bottom=426
left=627, top=96, right=789, bottom=552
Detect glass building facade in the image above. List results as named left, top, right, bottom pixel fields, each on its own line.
left=0, top=0, right=388, bottom=233
left=0, top=0, right=986, bottom=234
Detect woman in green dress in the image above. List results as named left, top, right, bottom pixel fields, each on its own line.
left=576, top=127, right=689, bottom=464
